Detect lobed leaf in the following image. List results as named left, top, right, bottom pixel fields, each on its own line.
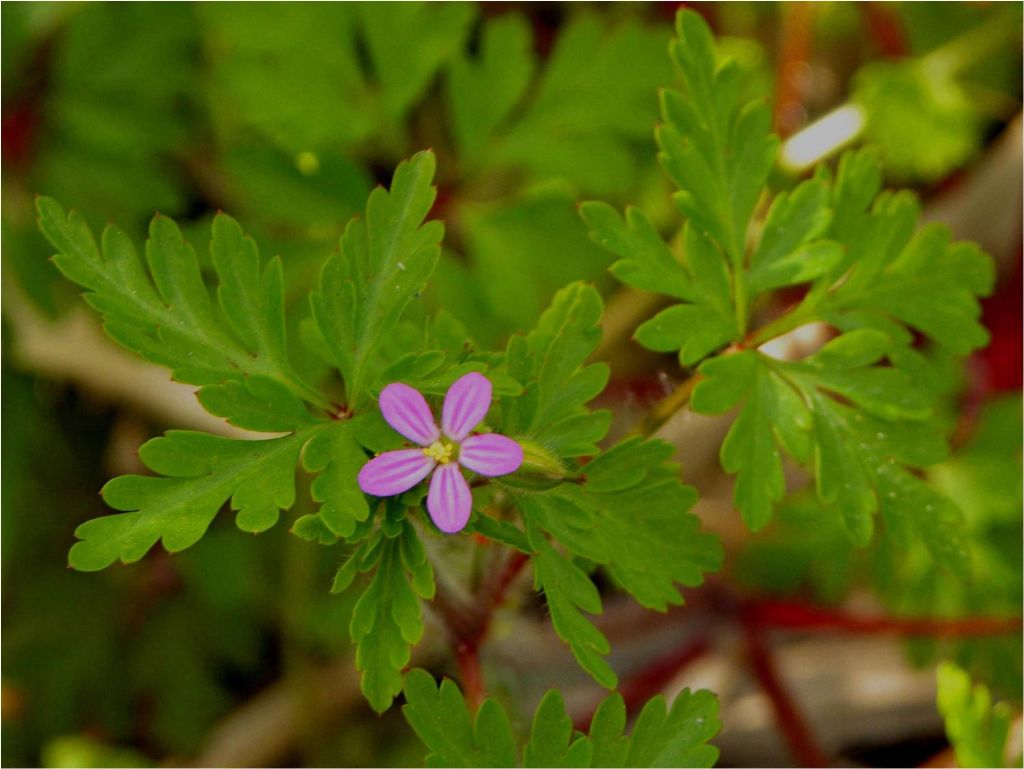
left=69, top=428, right=322, bottom=571
left=402, top=670, right=721, bottom=768
left=937, top=662, right=1018, bottom=768
left=310, top=150, right=444, bottom=409
left=37, top=197, right=326, bottom=412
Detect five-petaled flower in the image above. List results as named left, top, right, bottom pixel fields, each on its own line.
left=357, top=372, right=523, bottom=533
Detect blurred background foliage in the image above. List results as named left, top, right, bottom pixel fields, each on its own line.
left=2, top=2, right=1021, bottom=766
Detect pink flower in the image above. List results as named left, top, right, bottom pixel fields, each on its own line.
left=357, top=372, right=523, bottom=533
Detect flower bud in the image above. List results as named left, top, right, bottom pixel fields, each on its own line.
left=502, top=440, right=576, bottom=490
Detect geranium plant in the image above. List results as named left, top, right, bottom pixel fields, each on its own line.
left=19, top=6, right=1019, bottom=767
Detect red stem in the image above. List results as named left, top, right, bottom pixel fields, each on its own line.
left=747, top=599, right=1021, bottom=638
left=742, top=616, right=829, bottom=768
left=455, top=641, right=485, bottom=711
left=447, top=550, right=531, bottom=708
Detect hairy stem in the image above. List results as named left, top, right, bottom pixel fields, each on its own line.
left=430, top=548, right=531, bottom=708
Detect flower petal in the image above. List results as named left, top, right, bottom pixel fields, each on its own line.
left=458, top=433, right=524, bottom=477
left=426, top=463, right=472, bottom=533
left=358, top=449, right=435, bottom=496
left=442, top=372, right=492, bottom=441
left=379, top=383, right=440, bottom=446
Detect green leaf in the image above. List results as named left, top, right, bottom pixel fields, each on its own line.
left=505, top=282, right=610, bottom=457
left=527, top=522, right=616, bottom=689
left=659, top=10, right=778, bottom=264
left=347, top=521, right=434, bottom=712
left=747, top=240, right=843, bottom=296
left=36, top=197, right=327, bottom=411
left=524, top=690, right=593, bottom=768
left=854, top=58, right=983, bottom=182
left=485, top=15, right=673, bottom=195
left=937, top=662, right=1017, bottom=768
left=401, top=669, right=516, bottom=768
left=202, top=5, right=472, bottom=153
left=197, top=376, right=317, bottom=433
left=704, top=358, right=810, bottom=531
left=290, top=514, right=340, bottom=545
left=808, top=392, right=878, bottom=545
left=749, top=178, right=832, bottom=281
left=69, top=427, right=321, bottom=571
left=800, top=150, right=995, bottom=355
left=446, top=13, right=534, bottom=162
left=469, top=514, right=531, bottom=553
left=803, top=329, right=892, bottom=370
left=302, top=421, right=371, bottom=538
left=527, top=438, right=723, bottom=612
left=625, top=223, right=737, bottom=366
left=579, top=202, right=691, bottom=300
left=623, top=690, right=721, bottom=767
left=402, top=671, right=721, bottom=768
left=310, top=151, right=444, bottom=408
left=814, top=397, right=968, bottom=574
left=359, top=3, right=475, bottom=121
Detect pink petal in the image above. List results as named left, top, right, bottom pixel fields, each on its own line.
left=458, top=434, right=524, bottom=477
left=358, top=449, right=435, bottom=496
left=379, top=383, right=440, bottom=446
left=426, top=463, right=472, bottom=533
left=442, top=372, right=492, bottom=441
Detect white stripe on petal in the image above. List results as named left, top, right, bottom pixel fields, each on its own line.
left=379, top=383, right=440, bottom=445
left=442, top=372, right=492, bottom=441
left=426, top=463, right=472, bottom=533
left=357, top=449, right=435, bottom=496
left=458, top=433, right=523, bottom=477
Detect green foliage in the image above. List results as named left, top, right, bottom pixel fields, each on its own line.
left=504, top=282, right=611, bottom=457
left=691, top=335, right=969, bottom=572
left=735, top=394, right=1023, bottom=697
left=449, top=14, right=672, bottom=195
left=310, top=150, right=444, bottom=408
left=937, top=662, right=1020, bottom=768
left=853, top=5, right=1022, bottom=183
left=500, top=285, right=721, bottom=687
left=10, top=3, right=1020, bottom=766
left=202, top=3, right=473, bottom=154
left=334, top=516, right=435, bottom=712
left=69, top=428, right=318, bottom=571
left=527, top=521, right=616, bottom=689
left=584, top=11, right=994, bottom=565
left=853, top=60, right=981, bottom=183
left=42, top=735, right=151, bottom=768
left=36, top=154, right=449, bottom=577
left=37, top=197, right=326, bottom=408
left=402, top=669, right=721, bottom=768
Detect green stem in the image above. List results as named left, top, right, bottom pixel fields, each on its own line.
left=750, top=302, right=817, bottom=347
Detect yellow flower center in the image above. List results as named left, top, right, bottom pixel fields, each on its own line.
left=423, top=441, right=456, bottom=464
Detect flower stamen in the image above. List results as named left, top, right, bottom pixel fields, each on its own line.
left=423, top=441, right=456, bottom=464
